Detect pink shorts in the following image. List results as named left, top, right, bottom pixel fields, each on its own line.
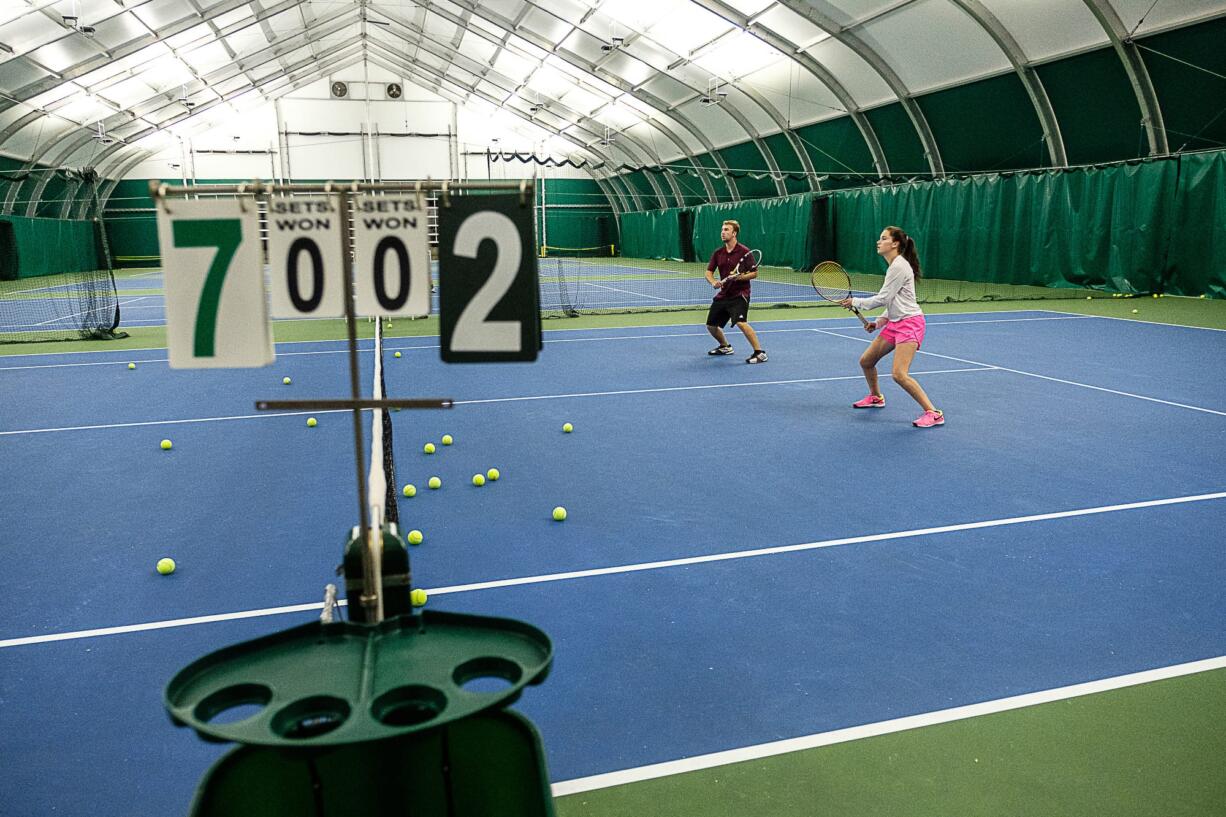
left=879, top=314, right=926, bottom=348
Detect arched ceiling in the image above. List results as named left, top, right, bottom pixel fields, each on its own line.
left=1, top=0, right=1224, bottom=209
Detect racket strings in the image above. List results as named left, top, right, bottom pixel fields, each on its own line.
left=811, top=262, right=851, bottom=301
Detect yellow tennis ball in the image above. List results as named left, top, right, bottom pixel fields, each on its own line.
left=472, top=474, right=485, bottom=487
left=402, top=484, right=416, bottom=497
left=552, top=506, right=567, bottom=521
left=407, top=529, right=423, bottom=545
left=1200, top=294, right=1207, bottom=299
left=1152, top=293, right=1158, bottom=298
left=307, top=417, right=317, bottom=428
left=156, top=558, right=176, bottom=575
left=441, top=434, right=454, bottom=446
left=562, top=423, right=573, bottom=433
left=1131, top=309, right=1139, bottom=314
left=127, top=362, right=136, bottom=370
left=394, top=351, right=402, bottom=358
left=282, top=376, right=291, bottom=385
left=1085, top=296, right=1092, bottom=300
left=160, top=439, right=172, bottom=450
left=428, top=476, right=441, bottom=489
left=486, top=468, right=500, bottom=481
left=410, top=588, right=427, bottom=607
left=423, top=443, right=436, bottom=454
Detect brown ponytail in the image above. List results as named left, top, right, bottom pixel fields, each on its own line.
left=887, top=225, right=922, bottom=280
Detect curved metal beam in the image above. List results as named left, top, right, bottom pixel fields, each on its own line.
left=1079, top=0, right=1169, bottom=155
left=361, top=43, right=645, bottom=208
left=772, top=0, right=943, bottom=176
left=366, top=51, right=640, bottom=212
left=946, top=0, right=1067, bottom=167
left=364, top=26, right=681, bottom=208
left=385, top=1, right=719, bottom=203
left=435, top=0, right=742, bottom=201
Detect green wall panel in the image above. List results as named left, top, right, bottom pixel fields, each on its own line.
left=864, top=102, right=928, bottom=176
left=718, top=140, right=776, bottom=200
left=1139, top=15, right=1226, bottom=154
left=794, top=117, right=875, bottom=191
left=1038, top=47, right=1146, bottom=165
left=917, top=72, right=1048, bottom=173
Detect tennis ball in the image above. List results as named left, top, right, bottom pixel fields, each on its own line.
left=407, top=529, right=423, bottom=545
left=127, top=362, right=136, bottom=370
left=1152, top=293, right=1159, bottom=298
left=1086, top=296, right=1092, bottom=300
left=282, top=376, right=291, bottom=385
left=562, top=423, right=573, bottom=433
left=1131, top=309, right=1139, bottom=314
left=1200, top=294, right=1207, bottom=299
left=486, top=468, right=500, bottom=481
left=441, top=434, right=454, bottom=446
left=156, top=558, right=176, bottom=575
left=428, top=476, right=441, bottom=489
left=472, top=473, right=485, bottom=487
left=552, top=506, right=567, bottom=521
left=402, top=484, right=416, bottom=497
left=423, top=443, right=436, bottom=454
left=410, top=588, right=428, bottom=607
left=394, top=351, right=402, bottom=358
left=307, top=417, right=317, bottom=428
left=160, top=439, right=172, bottom=450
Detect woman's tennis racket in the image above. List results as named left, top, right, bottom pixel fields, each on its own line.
left=811, top=260, right=872, bottom=331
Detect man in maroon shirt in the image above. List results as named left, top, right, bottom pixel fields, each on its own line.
left=704, top=220, right=766, bottom=363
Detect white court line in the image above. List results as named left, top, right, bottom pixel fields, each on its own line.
left=1045, top=308, right=1226, bottom=334
left=0, top=310, right=1122, bottom=359
left=581, top=281, right=672, bottom=301
left=0, top=317, right=1087, bottom=371
left=0, top=368, right=991, bottom=435
left=811, top=327, right=1226, bottom=418
left=29, top=296, right=148, bottom=328
left=551, top=653, right=1226, bottom=797
left=2, top=489, right=1222, bottom=650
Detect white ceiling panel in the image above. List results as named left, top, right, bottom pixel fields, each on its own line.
left=459, top=31, right=498, bottom=67
left=27, top=35, right=105, bottom=73
left=1115, top=0, right=1225, bottom=36
left=803, top=36, right=892, bottom=109
left=598, top=51, right=656, bottom=87
left=520, top=7, right=575, bottom=44
left=492, top=50, right=534, bottom=83
left=753, top=5, right=831, bottom=46
left=674, top=98, right=751, bottom=146
left=100, top=76, right=158, bottom=107
left=0, top=12, right=68, bottom=55
left=739, top=59, right=847, bottom=127
left=184, top=42, right=233, bottom=74
left=975, top=0, right=1104, bottom=63
left=596, top=0, right=685, bottom=32
left=561, top=28, right=610, bottom=63
left=645, top=6, right=731, bottom=56
left=857, top=0, right=1009, bottom=93
left=132, top=0, right=194, bottom=32
left=639, top=74, right=694, bottom=107
left=90, top=12, right=151, bottom=50
left=0, top=57, right=50, bottom=94
left=807, top=0, right=898, bottom=29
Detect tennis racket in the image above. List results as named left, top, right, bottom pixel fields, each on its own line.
left=719, top=248, right=763, bottom=289
left=811, top=260, right=872, bottom=331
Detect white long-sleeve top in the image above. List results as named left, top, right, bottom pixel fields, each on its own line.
left=851, top=255, right=922, bottom=323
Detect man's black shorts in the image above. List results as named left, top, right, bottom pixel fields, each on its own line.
left=706, top=295, right=750, bottom=328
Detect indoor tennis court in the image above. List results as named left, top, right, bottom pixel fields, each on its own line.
left=3, top=1, right=1226, bottom=815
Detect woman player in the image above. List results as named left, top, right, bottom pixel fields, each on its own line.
left=839, top=226, right=944, bottom=428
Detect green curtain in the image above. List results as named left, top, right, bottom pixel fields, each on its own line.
left=619, top=209, right=685, bottom=260
left=690, top=193, right=815, bottom=269
left=1166, top=151, right=1226, bottom=298
left=0, top=216, right=100, bottom=280
left=829, top=161, right=1177, bottom=293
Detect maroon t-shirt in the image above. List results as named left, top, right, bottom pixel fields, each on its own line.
left=708, top=243, right=755, bottom=301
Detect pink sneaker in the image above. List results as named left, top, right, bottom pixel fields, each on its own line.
left=913, top=409, right=945, bottom=428
left=852, top=394, right=885, bottom=409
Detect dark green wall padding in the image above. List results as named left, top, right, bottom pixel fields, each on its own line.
left=0, top=215, right=101, bottom=280
left=613, top=150, right=1226, bottom=298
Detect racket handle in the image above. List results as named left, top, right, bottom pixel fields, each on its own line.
left=853, top=308, right=872, bottom=331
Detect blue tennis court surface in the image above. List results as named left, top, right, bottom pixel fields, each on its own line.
left=1, top=310, right=1224, bottom=815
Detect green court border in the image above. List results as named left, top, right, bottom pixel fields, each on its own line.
left=554, top=666, right=1226, bottom=817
